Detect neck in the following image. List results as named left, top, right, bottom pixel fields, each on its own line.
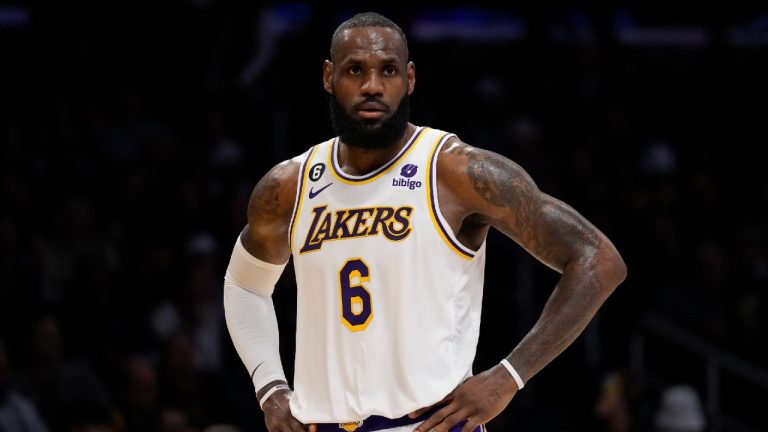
left=337, top=123, right=416, bottom=176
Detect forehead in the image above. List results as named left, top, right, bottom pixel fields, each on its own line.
left=334, top=26, right=406, bottom=63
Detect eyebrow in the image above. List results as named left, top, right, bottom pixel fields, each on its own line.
left=341, top=54, right=402, bottom=65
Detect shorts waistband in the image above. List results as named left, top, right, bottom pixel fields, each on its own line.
left=314, top=406, right=439, bottom=432
left=314, top=409, right=481, bottom=432
left=315, top=412, right=423, bottom=432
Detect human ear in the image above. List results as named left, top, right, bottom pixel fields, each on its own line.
left=323, top=60, right=334, bottom=94
left=407, top=61, right=415, bottom=95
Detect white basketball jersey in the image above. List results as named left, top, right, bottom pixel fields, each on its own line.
left=287, top=126, right=487, bottom=423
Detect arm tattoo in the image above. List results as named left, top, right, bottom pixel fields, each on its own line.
left=467, top=148, right=600, bottom=269
left=467, top=148, right=539, bottom=243
left=243, top=162, right=297, bottom=263
left=467, top=149, right=536, bottom=208
left=467, top=148, right=623, bottom=383
left=249, top=166, right=292, bottom=223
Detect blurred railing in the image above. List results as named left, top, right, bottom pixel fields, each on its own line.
left=630, top=314, right=768, bottom=432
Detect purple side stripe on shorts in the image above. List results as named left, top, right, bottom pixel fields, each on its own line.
left=315, top=406, right=485, bottom=432
left=316, top=418, right=484, bottom=432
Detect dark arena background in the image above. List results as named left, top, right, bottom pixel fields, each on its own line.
left=2, top=2, right=767, bottom=431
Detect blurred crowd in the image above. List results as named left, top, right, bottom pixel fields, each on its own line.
left=1, top=2, right=767, bottom=431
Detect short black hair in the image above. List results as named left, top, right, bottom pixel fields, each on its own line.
left=330, top=12, right=409, bottom=62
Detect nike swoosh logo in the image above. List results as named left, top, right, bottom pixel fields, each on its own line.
left=308, top=183, right=333, bottom=199
left=251, top=362, right=264, bottom=379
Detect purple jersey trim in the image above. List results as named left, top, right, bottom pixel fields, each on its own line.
left=289, top=145, right=318, bottom=251
left=330, top=127, right=426, bottom=182
left=427, top=133, right=476, bottom=259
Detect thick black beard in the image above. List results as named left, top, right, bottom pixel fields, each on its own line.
left=329, top=94, right=410, bottom=150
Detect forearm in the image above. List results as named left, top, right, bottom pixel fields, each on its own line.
left=224, top=282, right=287, bottom=392
left=507, top=249, right=625, bottom=383
left=223, top=236, right=290, bottom=396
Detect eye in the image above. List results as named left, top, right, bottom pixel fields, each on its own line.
left=383, top=65, right=397, bottom=76
left=348, top=65, right=362, bottom=76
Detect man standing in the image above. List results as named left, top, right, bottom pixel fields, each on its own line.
left=223, top=11, right=626, bottom=432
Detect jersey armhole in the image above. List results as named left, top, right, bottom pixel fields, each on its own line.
left=288, top=144, right=321, bottom=251
left=426, top=134, right=479, bottom=260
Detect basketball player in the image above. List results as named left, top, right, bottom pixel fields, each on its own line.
left=223, top=11, right=626, bottom=432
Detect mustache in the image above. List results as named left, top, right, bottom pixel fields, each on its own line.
left=328, top=92, right=410, bottom=150
left=354, top=97, right=389, bottom=109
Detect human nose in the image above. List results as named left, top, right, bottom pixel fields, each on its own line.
left=361, top=70, right=383, bottom=96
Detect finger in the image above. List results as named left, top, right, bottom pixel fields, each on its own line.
left=408, top=406, right=431, bottom=419
left=272, top=420, right=297, bottom=432
left=297, top=417, right=314, bottom=432
left=414, top=403, right=459, bottom=432
left=435, top=411, right=469, bottom=432
left=272, top=415, right=300, bottom=432
left=461, top=418, right=481, bottom=432
left=289, top=419, right=306, bottom=432
left=409, top=393, right=453, bottom=418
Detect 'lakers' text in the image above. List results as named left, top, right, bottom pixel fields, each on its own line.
left=300, top=205, right=413, bottom=253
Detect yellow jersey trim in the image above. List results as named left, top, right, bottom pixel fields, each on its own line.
left=328, top=127, right=428, bottom=185
left=426, top=133, right=475, bottom=261
left=289, top=144, right=320, bottom=251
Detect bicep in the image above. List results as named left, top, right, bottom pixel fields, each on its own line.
left=241, top=160, right=300, bottom=265
left=464, top=147, right=602, bottom=273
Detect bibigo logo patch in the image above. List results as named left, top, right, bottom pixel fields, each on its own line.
left=392, top=163, right=422, bottom=190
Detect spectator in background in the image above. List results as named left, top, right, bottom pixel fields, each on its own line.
left=151, top=232, right=226, bottom=373
left=155, top=331, right=231, bottom=430
left=594, top=370, right=630, bottom=432
left=117, top=354, right=159, bottom=432
left=0, top=338, right=50, bottom=432
left=653, top=385, right=706, bottom=432
left=157, top=407, right=198, bottom=432
left=16, top=315, right=115, bottom=431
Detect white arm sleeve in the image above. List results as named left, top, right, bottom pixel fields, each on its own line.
left=223, top=237, right=288, bottom=393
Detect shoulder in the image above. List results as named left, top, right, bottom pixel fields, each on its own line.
left=436, top=135, right=474, bottom=164
left=246, top=156, right=303, bottom=223
left=435, top=136, right=540, bottom=213
left=437, top=135, right=529, bottom=177
left=256, top=157, right=302, bottom=196
left=268, top=156, right=303, bottom=185
left=240, top=153, right=307, bottom=262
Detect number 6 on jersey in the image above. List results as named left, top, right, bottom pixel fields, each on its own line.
left=339, top=258, right=373, bottom=331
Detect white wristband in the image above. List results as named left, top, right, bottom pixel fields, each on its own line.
left=259, top=384, right=290, bottom=409
left=500, top=359, right=525, bottom=390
